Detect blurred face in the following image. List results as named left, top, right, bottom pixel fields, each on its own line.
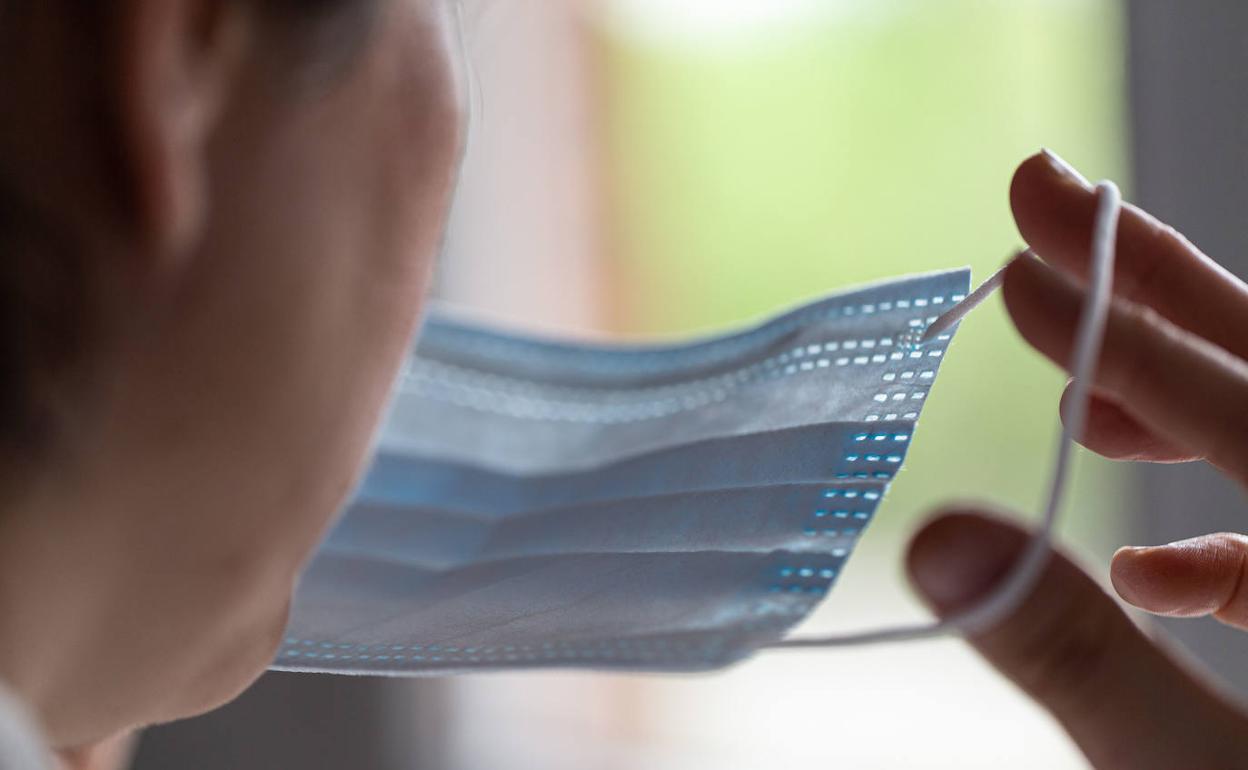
left=9, top=0, right=466, bottom=745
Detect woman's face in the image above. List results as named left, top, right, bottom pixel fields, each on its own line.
left=26, top=0, right=465, bottom=744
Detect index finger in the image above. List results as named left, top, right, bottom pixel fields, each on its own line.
left=1010, top=150, right=1248, bottom=360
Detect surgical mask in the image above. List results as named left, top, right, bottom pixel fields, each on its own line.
left=273, top=268, right=971, bottom=674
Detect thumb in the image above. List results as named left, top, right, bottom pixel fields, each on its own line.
left=907, top=509, right=1248, bottom=769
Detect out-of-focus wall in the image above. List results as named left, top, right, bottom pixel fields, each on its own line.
left=1127, top=0, right=1248, bottom=697
left=438, top=0, right=609, bottom=335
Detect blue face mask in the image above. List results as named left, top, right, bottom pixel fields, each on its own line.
left=273, top=268, right=970, bottom=674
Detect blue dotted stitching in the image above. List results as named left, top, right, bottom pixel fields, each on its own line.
left=279, top=632, right=760, bottom=666
left=419, top=286, right=969, bottom=377
left=403, top=325, right=952, bottom=425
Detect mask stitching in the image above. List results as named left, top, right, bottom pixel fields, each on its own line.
left=422, top=286, right=968, bottom=375
left=770, top=182, right=1123, bottom=648
left=278, top=634, right=751, bottom=666
left=406, top=326, right=948, bottom=402
left=399, top=323, right=954, bottom=425
left=771, top=359, right=929, bottom=605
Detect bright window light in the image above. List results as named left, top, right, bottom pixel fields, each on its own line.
left=604, top=0, right=890, bottom=47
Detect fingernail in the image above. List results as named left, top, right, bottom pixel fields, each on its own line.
left=1040, top=147, right=1092, bottom=188
left=909, top=513, right=1022, bottom=611
left=1109, top=545, right=1152, bottom=608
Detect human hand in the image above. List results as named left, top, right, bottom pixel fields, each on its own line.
left=907, top=149, right=1248, bottom=768
left=908, top=511, right=1248, bottom=769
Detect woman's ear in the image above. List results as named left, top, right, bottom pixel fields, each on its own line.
left=114, top=0, right=253, bottom=263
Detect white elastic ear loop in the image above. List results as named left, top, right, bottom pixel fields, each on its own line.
left=767, top=180, right=1122, bottom=649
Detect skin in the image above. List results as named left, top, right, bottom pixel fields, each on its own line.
left=0, top=0, right=464, bottom=762
left=907, top=150, right=1248, bottom=768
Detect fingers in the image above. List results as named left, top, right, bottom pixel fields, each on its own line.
left=1003, top=253, right=1248, bottom=482
left=908, top=510, right=1248, bottom=770
left=1010, top=150, right=1248, bottom=361
left=1060, top=382, right=1201, bottom=464
left=1112, top=533, right=1248, bottom=630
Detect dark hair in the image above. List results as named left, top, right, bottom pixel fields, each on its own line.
left=0, top=1, right=101, bottom=462
left=0, top=184, right=85, bottom=453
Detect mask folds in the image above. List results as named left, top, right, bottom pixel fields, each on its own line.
left=275, top=268, right=970, bottom=674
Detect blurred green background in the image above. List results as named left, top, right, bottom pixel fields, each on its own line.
left=603, top=0, right=1129, bottom=562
